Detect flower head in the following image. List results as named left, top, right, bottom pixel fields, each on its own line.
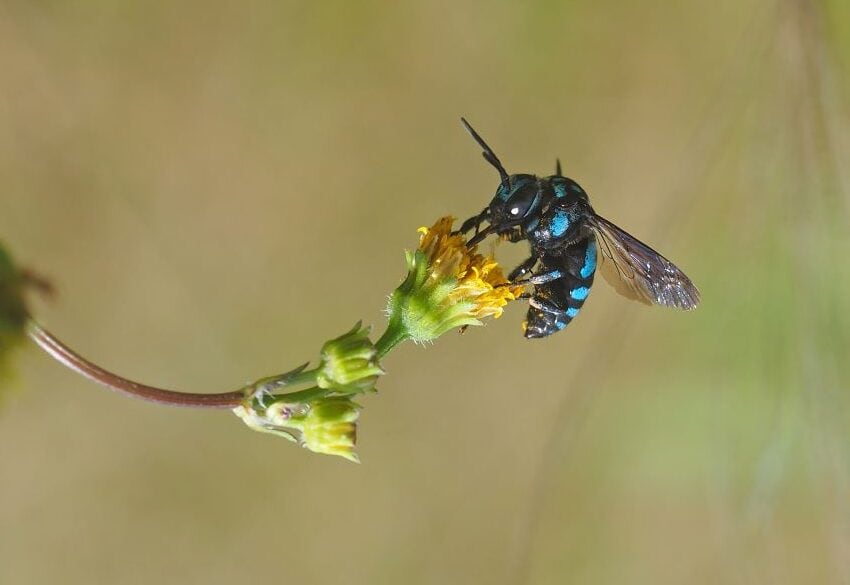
left=383, top=217, right=523, bottom=346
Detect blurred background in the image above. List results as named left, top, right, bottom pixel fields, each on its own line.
left=1, top=1, right=849, bottom=583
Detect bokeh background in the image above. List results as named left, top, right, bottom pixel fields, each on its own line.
left=2, top=1, right=849, bottom=583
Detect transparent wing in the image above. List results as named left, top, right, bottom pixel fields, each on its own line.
left=588, top=214, right=700, bottom=310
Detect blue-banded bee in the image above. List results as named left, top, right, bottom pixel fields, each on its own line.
left=457, top=118, right=700, bottom=338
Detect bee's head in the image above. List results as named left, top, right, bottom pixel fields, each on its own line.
left=460, top=118, right=544, bottom=239
left=488, top=173, right=542, bottom=233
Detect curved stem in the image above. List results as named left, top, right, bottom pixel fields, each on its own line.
left=26, top=320, right=245, bottom=409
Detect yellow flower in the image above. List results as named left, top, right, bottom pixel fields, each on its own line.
left=380, top=217, right=523, bottom=349
left=419, top=216, right=523, bottom=319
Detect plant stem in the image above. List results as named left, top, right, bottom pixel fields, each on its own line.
left=375, top=322, right=408, bottom=358
left=26, top=320, right=245, bottom=409
left=267, top=385, right=329, bottom=404
left=253, top=366, right=319, bottom=393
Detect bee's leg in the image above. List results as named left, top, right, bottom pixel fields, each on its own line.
left=503, top=229, right=526, bottom=243
left=507, top=255, right=539, bottom=281
left=528, top=296, right=563, bottom=315
left=524, top=269, right=564, bottom=286
left=510, top=267, right=565, bottom=287
left=457, top=207, right=490, bottom=235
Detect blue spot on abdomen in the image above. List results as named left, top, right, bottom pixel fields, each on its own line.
left=566, top=307, right=580, bottom=318
left=580, top=241, right=597, bottom=279
left=570, top=286, right=590, bottom=301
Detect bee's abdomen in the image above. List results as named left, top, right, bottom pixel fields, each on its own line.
left=524, top=238, right=597, bottom=339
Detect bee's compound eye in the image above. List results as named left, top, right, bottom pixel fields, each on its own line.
left=506, top=184, right=539, bottom=219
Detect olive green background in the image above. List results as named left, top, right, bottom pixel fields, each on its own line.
left=2, top=1, right=849, bottom=583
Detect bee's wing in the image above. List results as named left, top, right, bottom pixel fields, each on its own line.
left=587, top=214, right=700, bottom=310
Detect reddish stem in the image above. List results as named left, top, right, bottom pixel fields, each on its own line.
left=26, top=321, right=244, bottom=409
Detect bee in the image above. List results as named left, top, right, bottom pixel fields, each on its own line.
left=457, top=118, right=700, bottom=338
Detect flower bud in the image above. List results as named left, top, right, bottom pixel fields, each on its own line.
left=297, top=397, right=361, bottom=463
left=316, top=322, right=383, bottom=393
left=235, top=396, right=361, bottom=462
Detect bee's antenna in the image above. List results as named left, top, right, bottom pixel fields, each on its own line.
left=460, top=117, right=511, bottom=191
left=555, top=158, right=562, bottom=176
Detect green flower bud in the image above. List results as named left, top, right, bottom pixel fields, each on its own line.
left=294, top=397, right=361, bottom=463
left=316, top=322, right=383, bottom=393
left=235, top=394, right=362, bottom=462
left=249, top=396, right=361, bottom=462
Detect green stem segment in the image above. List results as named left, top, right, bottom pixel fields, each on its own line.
left=26, top=320, right=245, bottom=409
left=374, top=322, right=409, bottom=359
left=252, top=366, right=319, bottom=395
left=266, top=385, right=329, bottom=405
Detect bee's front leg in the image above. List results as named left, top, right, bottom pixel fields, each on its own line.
left=456, top=207, right=490, bottom=236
